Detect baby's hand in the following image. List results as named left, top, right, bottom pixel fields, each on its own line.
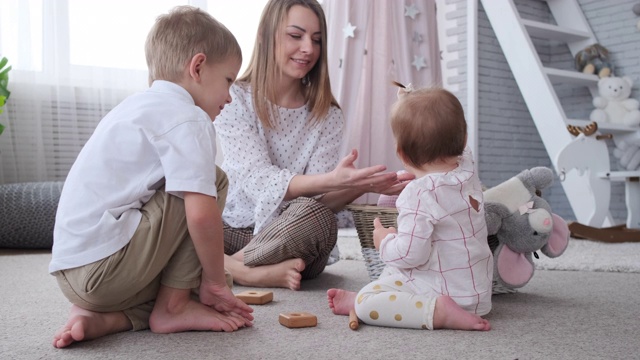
left=373, top=217, right=396, bottom=250
left=377, top=171, right=415, bottom=196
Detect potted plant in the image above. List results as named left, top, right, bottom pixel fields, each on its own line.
left=0, top=56, right=11, bottom=135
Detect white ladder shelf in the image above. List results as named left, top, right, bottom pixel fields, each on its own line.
left=480, top=0, right=640, bottom=230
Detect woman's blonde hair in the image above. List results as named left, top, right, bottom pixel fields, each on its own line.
left=145, top=6, right=241, bottom=85
left=390, top=87, right=467, bottom=168
left=239, top=0, right=338, bottom=128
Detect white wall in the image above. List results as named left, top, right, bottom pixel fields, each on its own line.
left=439, top=0, right=640, bottom=224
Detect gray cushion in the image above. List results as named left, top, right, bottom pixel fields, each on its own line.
left=0, top=181, right=63, bottom=249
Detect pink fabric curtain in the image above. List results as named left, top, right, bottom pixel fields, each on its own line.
left=323, top=0, right=441, bottom=204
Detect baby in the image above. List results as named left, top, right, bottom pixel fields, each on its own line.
left=328, top=85, right=493, bottom=331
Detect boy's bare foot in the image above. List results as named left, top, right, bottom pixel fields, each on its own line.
left=149, top=296, right=248, bottom=334
left=224, top=255, right=305, bottom=290
left=52, top=305, right=132, bottom=348
left=327, top=288, right=357, bottom=316
left=433, top=296, right=491, bottom=331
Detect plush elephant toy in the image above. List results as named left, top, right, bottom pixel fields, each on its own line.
left=483, top=167, right=570, bottom=290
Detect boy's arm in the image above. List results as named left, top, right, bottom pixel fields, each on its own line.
left=183, top=192, right=253, bottom=321
left=184, top=192, right=225, bottom=284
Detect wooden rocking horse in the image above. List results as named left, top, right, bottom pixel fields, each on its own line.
left=555, top=122, right=640, bottom=242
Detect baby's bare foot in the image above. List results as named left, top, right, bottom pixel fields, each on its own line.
left=327, top=288, right=357, bottom=316
left=433, top=296, right=491, bottom=331
left=52, top=305, right=131, bottom=348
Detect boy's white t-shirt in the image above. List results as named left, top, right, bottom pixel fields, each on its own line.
left=49, top=80, right=218, bottom=273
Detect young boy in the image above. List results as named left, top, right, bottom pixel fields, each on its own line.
left=50, top=6, right=253, bottom=348
left=328, top=85, right=493, bottom=331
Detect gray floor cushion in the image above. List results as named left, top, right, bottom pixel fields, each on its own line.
left=0, top=181, right=63, bottom=249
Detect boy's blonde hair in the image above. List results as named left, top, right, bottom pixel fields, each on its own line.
left=145, top=6, right=241, bottom=85
left=390, top=87, right=467, bottom=169
left=239, top=0, right=339, bottom=128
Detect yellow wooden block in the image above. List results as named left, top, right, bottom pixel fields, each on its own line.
left=235, top=290, right=273, bottom=305
left=279, top=312, right=317, bottom=328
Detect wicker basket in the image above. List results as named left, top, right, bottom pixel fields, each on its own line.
left=345, top=204, right=515, bottom=295
left=345, top=204, right=398, bottom=280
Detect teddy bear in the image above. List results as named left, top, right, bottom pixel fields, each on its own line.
left=574, top=43, right=613, bottom=78
left=483, top=167, right=570, bottom=291
left=589, top=76, right=640, bottom=127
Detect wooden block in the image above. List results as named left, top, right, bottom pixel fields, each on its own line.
left=279, top=312, right=317, bottom=328
left=235, top=290, right=273, bottom=305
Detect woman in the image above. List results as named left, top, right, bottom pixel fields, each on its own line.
left=215, top=0, right=412, bottom=290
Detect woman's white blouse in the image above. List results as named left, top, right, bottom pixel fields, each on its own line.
left=215, top=82, right=344, bottom=233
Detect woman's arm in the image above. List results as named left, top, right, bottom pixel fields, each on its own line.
left=286, top=149, right=397, bottom=200
left=314, top=163, right=415, bottom=212
left=284, top=106, right=412, bottom=209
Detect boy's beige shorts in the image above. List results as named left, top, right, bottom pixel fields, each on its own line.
left=53, top=166, right=230, bottom=330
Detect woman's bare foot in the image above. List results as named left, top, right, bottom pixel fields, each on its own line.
left=52, top=305, right=132, bottom=348
left=433, top=296, right=491, bottom=331
left=327, top=288, right=357, bottom=316
left=224, top=255, right=305, bottom=290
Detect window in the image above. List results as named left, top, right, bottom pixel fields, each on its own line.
left=0, top=0, right=43, bottom=72
left=0, top=0, right=268, bottom=87
left=68, top=0, right=190, bottom=70
left=208, top=0, right=269, bottom=74
left=0, top=0, right=268, bottom=183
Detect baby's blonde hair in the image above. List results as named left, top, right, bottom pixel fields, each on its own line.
left=145, top=6, right=241, bottom=85
left=390, top=87, right=467, bottom=168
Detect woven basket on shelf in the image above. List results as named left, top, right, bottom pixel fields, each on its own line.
left=345, top=204, right=515, bottom=295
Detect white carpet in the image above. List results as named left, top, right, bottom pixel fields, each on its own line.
left=336, top=228, right=640, bottom=273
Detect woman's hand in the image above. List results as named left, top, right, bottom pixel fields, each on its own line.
left=373, top=171, right=415, bottom=196
left=330, top=149, right=398, bottom=190
left=373, top=217, right=396, bottom=250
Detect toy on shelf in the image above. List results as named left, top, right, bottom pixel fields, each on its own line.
left=613, top=136, right=640, bottom=171
left=589, top=76, right=640, bottom=127
left=556, top=123, right=640, bottom=242
left=574, top=43, right=613, bottom=78
left=483, top=167, right=570, bottom=290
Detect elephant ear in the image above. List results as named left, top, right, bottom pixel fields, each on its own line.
left=540, top=213, right=570, bottom=258
left=495, top=243, right=534, bottom=288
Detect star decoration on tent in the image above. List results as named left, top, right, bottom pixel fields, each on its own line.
left=412, top=55, right=426, bottom=71
left=343, top=22, right=356, bottom=39
left=405, top=4, right=420, bottom=20
left=412, top=31, right=423, bottom=44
